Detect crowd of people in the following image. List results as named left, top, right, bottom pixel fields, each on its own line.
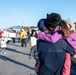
left=0, top=28, right=30, bottom=54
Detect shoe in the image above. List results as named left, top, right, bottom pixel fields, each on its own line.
left=4, top=52, right=6, bottom=54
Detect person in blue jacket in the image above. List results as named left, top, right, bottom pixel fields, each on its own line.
left=37, top=13, right=76, bottom=75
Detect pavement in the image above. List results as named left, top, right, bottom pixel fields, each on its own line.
left=1, top=41, right=76, bottom=75
left=0, top=41, right=36, bottom=75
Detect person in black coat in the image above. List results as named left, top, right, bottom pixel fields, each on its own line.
left=37, top=39, right=76, bottom=75
left=37, top=13, right=76, bottom=75
left=12, top=30, right=16, bottom=43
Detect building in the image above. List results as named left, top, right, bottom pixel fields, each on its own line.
left=69, top=22, right=76, bottom=31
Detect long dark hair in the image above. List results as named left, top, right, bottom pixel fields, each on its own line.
left=30, top=29, right=38, bottom=38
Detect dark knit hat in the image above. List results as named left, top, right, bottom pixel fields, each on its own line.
left=37, top=19, right=46, bottom=31
left=45, top=13, right=62, bottom=29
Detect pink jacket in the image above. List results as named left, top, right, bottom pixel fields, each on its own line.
left=38, top=31, right=76, bottom=51
left=67, top=32, right=76, bottom=51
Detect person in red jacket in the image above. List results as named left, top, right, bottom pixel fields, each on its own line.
left=0, top=30, right=3, bottom=38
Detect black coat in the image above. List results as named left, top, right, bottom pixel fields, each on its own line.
left=37, top=38, right=76, bottom=75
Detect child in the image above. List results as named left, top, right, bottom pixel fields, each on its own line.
left=37, top=18, right=76, bottom=75
left=0, top=34, right=7, bottom=54
left=29, top=29, right=38, bottom=67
